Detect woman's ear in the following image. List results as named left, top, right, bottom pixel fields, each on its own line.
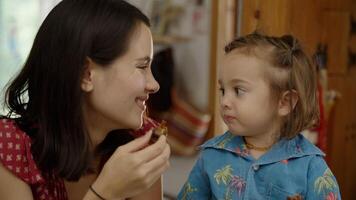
left=278, top=90, right=299, bottom=116
left=81, top=58, right=95, bottom=92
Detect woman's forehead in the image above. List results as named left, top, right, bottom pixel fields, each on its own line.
left=125, top=23, right=153, bottom=60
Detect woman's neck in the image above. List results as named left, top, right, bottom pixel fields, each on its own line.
left=86, top=123, right=109, bottom=147
left=82, top=105, right=112, bottom=147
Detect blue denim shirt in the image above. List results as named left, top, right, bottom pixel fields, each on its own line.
left=177, top=131, right=341, bottom=200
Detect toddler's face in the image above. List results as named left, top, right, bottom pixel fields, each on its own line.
left=218, top=52, right=281, bottom=138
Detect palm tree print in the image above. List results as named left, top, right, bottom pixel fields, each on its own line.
left=325, top=192, right=338, bottom=200
left=217, top=133, right=234, bottom=148
left=314, top=168, right=338, bottom=195
left=223, top=175, right=247, bottom=199
left=214, top=165, right=233, bottom=185
left=215, top=165, right=247, bottom=199
left=235, top=145, right=249, bottom=157
left=180, top=182, right=197, bottom=200
left=229, top=175, right=246, bottom=196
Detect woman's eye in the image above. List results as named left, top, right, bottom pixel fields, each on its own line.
left=137, top=65, right=149, bottom=70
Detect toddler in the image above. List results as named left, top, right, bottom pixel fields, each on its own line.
left=177, top=33, right=341, bottom=200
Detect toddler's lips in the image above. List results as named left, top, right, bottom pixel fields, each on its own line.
left=223, top=115, right=236, bottom=123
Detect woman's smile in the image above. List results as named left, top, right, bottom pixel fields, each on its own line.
left=135, top=96, right=148, bottom=111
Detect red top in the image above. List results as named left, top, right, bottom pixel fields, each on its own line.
left=0, top=117, right=159, bottom=199
left=0, top=119, right=68, bottom=200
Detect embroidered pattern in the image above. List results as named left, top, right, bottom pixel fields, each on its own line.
left=214, top=165, right=246, bottom=199
left=214, top=165, right=233, bottom=185
left=314, top=168, right=338, bottom=198
left=180, top=182, right=197, bottom=200
left=217, top=133, right=234, bottom=149
left=229, top=175, right=246, bottom=197
left=235, top=144, right=249, bottom=157
left=325, top=192, right=338, bottom=200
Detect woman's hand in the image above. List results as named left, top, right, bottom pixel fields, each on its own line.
left=89, top=131, right=170, bottom=199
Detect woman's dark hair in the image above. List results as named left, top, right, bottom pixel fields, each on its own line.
left=4, top=0, right=150, bottom=181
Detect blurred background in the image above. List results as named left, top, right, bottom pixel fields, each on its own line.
left=0, top=0, right=355, bottom=199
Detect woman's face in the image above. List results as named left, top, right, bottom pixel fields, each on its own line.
left=82, top=23, right=159, bottom=133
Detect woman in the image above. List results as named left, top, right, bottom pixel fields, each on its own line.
left=0, top=0, right=170, bottom=199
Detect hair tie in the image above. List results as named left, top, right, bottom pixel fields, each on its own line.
left=291, top=38, right=299, bottom=54
left=286, top=38, right=299, bottom=65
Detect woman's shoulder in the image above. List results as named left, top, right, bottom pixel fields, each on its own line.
left=0, top=118, right=31, bottom=141
left=0, top=118, right=44, bottom=184
left=0, top=118, right=33, bottom=154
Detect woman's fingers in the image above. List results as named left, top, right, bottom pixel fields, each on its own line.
left=134, top=145, right=170, bottom=191
left=115, top=130, right=153, bottom=154
left=143, top=141, right=170, bottom=171
left=94, top=130, right=170, bottom=199
left=133, top=135, right=168, bottom=164
left=144, top=152, right=171, bottom=186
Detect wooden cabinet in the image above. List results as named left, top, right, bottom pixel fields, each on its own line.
left=324, top=2, right=356, bottom=199
left=240, top=0, right=322, bottom=56
left=289, top=0, right=322, bottom=56
left=322, top=11, right=350, bottom=74
left=240, top=0, right=291, bottom=36
left=322, top=0, right=353, bottom=11
left=328, top=71, right=356, bottom=200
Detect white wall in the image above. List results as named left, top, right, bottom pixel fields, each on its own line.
left=0, top=0, right=60, bottom=114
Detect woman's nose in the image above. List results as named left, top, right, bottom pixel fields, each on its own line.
left=146, top=72, right=160, bottom=94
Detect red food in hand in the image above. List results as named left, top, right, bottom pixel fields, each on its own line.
left=130, top=117, right=167, bottom=143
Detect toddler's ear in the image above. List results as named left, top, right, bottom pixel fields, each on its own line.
left=81, top=58, right=95, bottom=92
left=278, top=90, right=298, bottom=116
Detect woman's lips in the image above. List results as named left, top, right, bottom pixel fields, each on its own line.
left=130, top=117, right=167, bottom=144
left=135, top=97, right=147, bottom=110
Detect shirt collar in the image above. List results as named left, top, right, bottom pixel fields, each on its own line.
left=200, top=131, right=325, bottom=164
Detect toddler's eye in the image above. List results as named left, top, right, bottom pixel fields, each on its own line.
left=219, top=87, right=225, bottom=95
left=234, top=87, right=245, bottom=96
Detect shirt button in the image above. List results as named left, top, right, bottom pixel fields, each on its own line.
left=252, top=164, right=259, bottom=171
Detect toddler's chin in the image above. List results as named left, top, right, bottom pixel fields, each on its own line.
left=229, top=130, right=243, bottom=136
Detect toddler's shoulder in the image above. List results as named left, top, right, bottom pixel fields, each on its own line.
left=199, top=131, right=244, bottom=157
left=200, top=131, right=239, bottom=148
left=294, top=134, right=325, bottom=157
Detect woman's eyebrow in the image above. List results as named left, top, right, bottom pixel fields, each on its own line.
left=136, top=56, right=152, bottom=63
